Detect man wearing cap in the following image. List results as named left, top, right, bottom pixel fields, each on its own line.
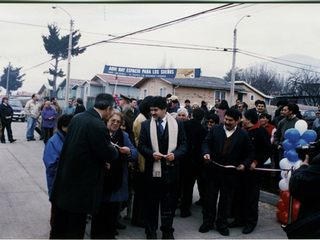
left=229, top=109, right=272, bottom=234
left=199, top=108, right=255, bottom=236
left=168, top=95, right=180, bottom=114
left=0, top=97, right=16, bottom=143
left=138, top=96, right=187, bottom=239
left=120, top=94, right=134, bottom=127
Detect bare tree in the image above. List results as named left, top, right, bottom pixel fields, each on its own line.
left=285, top=67, right=320, bottom=106
left=224, top=64, right=284, bottom=95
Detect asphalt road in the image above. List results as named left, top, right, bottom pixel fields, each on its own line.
left=0, top=121, right=287, bottom=239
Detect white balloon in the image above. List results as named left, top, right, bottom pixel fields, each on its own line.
left=279, top=178, right=289, bottom=191
left=295, top=120, right=308, bottom=136
left=294, top=160, right=302, bottom=170
left=280, top=158, right=294, bottom=170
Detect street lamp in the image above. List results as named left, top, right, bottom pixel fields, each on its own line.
left=230, top=15, right=250, bottom=105
left=0, top=56, right=11, bottom=98
left=52, top=5, right=73, bottom=107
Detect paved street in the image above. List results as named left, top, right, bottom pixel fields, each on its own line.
left=0, top=121, right=287, bottom=239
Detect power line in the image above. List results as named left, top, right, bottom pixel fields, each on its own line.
left=82, top=3, right=240, bottom=48
left=21, top=59, right=53, bottom=72
left=238, top=51, right=320, bottom=74
left=239, top=49, right=320, bottom=69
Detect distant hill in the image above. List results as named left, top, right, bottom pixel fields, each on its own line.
left=263, top=54, right=320, bottom=77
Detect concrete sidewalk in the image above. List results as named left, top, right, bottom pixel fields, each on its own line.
left=0, top=121, right=287, bottom=239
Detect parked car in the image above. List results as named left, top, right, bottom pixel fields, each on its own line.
left=9, top=99, right=26, bottom=122
left=300, top=109, right=318, bottom=129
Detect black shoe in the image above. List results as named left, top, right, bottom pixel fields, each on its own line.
left=146, top=233, right=157, bottom=239
left=10, top=139, right=16, bottom=143
left=1, top=140, right=5, bottom=143
left=195, top=199, right=203, bottom=206
left=29, top=137, right=36, bottom=141
left=116, top=222, right=126, bottom=229
left=199, top=224, right=214, bottom=233
left=39, top=137, right=44, bottom=140
left=217, top=227, right=229, bottom=236
left=180, top=211, right=191, bottom=218
left=242, top=226, right=254, bottom=234
left=162, top=232, right=174, bottom=239
left=115, top=230, right=119, bottom=235
left=228, top=220, right=245, bottom=228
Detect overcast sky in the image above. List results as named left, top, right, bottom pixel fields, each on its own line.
left=1, top=3, right=320, bottom=94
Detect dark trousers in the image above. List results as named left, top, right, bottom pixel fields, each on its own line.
left=233, top=171, right=262, bottom=228
left=145, top=177, right=178, bottom=235
left=177, top=176, right=196, bottom=214
left=1, top=121, right=13, bottom=142
left=91, top=202, right=121, bottom=239
left=44, top=127, right=54, bottom=144
left=202, top=175, right=235, bottom=229
left=196, top=165, right=205, bottom=201
left=50, top=204, right=87, bottom=239
left=132, top=172, right=146, bottom=227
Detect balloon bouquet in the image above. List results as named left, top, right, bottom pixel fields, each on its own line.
left=276, top=120, right=317, bottom=224
left=114, top=94, right=121, bottom=109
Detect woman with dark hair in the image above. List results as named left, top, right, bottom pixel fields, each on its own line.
left=215, top=99, right=229, bottom=124
left=131, top=96, right=153, bottom=227
left=91, top=110, right=138, bottom=239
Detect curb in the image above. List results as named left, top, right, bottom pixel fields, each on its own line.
left=260, top=190, right=280, bottom=206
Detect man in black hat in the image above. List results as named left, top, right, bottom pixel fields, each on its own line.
left=229, top=109, right=272, bottom=234
left=120, top=94, right=134, bottom=127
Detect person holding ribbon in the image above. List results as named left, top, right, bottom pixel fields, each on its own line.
left=229, top=109, right=272, bottom=234
left=138, top=96, right=187, bottom=239
left=199, top=108, right=255, bottom=236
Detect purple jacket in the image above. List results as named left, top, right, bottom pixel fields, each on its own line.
left=42, top=107, right=58, bottom=128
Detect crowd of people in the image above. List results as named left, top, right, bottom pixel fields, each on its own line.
left=1, top=93, right=319, bottom=239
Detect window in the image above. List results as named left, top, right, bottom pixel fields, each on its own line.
left=250, top=94, right=255, bottom=101
left=159, top=87, right=167, bottom=97
left=141, top=88, right=147, bottom=99
left=215, top=90, right=226, bottom=100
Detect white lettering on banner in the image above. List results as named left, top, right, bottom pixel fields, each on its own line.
left=109, top=66, right=117, bottom=71
left=142, top=69, right=151, bottom=74
left=126, top=68, right=141, bottom=73
left=161, top=69, right=174, bottom=74
left=118, top=68, right=126, bottom=72
left=152, top=70, right=160, bottom=74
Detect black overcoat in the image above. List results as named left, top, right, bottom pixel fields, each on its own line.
left=202, top=124, right=255, bottom=186
left=50, top=108, right=118, bottom=214
left=138, top=118, right=188, bottom=183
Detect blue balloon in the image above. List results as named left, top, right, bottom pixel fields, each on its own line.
left=286, top=149, right=299, bottom=162
left=284, top=151, right=288, bottom=158
left=301, top=130, right=317, bottom=143
left=284, top=128, right=301, bottom=143
left=282, top=139, right=295, bottom=151
left=294, top=138, right=308, bottom=148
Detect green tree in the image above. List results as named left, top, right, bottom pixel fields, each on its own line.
left=0, top=65, right=25, bottom=96
left=42, top=23, right=86, bottom=96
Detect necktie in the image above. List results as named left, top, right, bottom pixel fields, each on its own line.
left=158, top=119, right=164, bottom=134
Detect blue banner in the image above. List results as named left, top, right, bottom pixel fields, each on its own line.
left=103, top=65, right=201, bottom=78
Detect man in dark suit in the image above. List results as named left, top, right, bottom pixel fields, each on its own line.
left=199, top=108, right=255, bottom=236
left=49, top=93, right=119, bottom=239
left=0, top=97, right=16, bottom=143
left=138, top=96, right=187, bottom=239
left=178, top=107, right=208, bottom=218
